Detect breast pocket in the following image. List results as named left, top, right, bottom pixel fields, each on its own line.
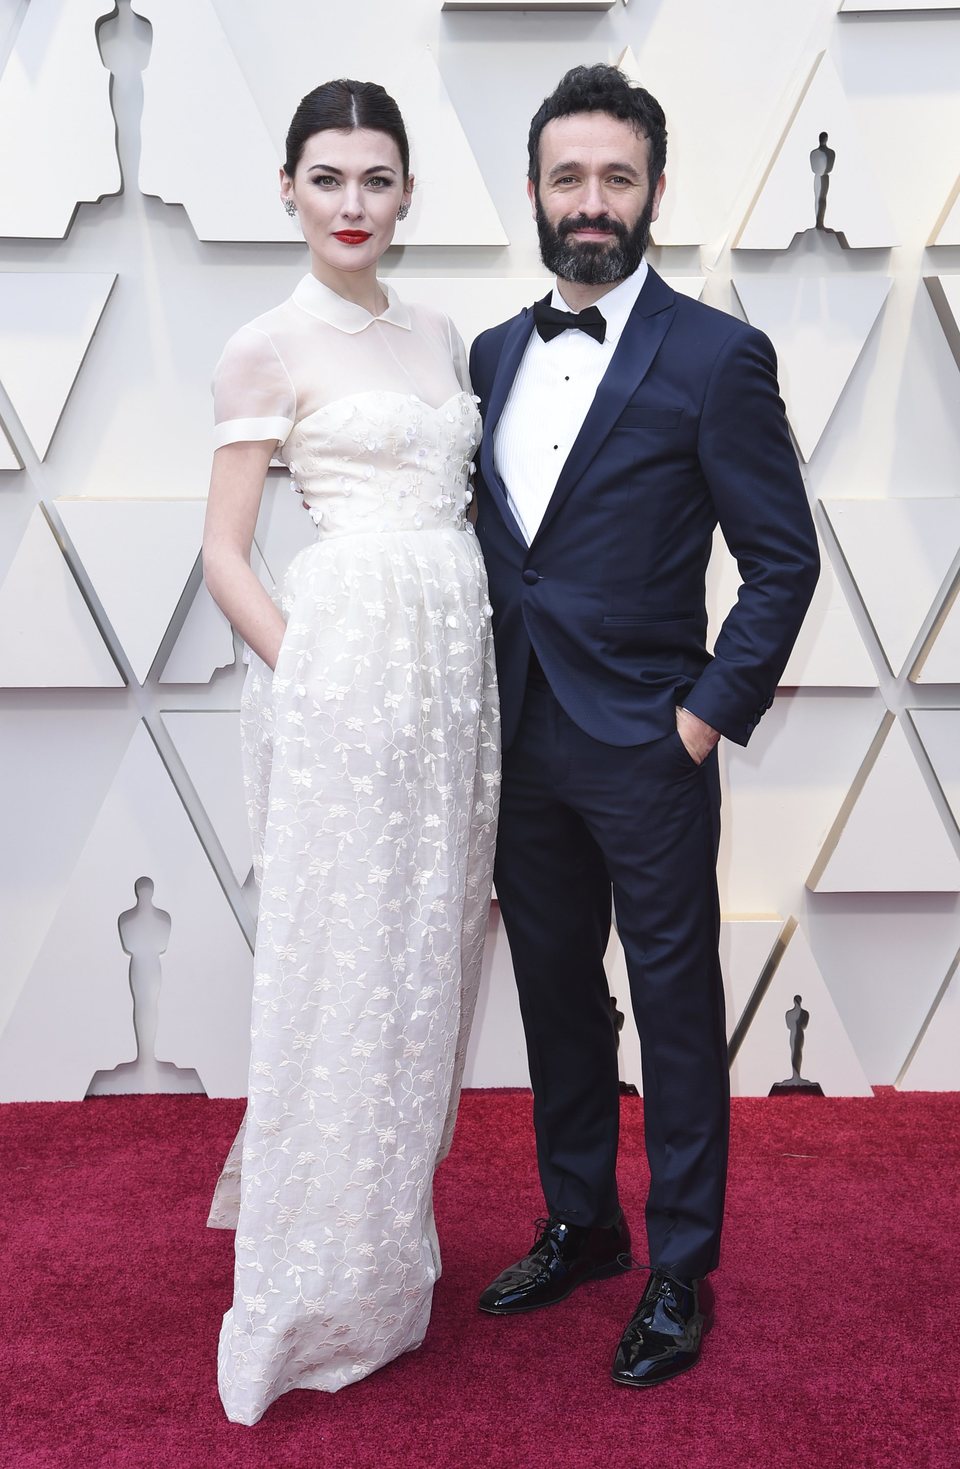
left=614, top=405, right=683, bottom=431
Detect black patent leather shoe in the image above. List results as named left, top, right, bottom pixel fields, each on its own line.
left=611, top=1271, right=714, bottom=1387
left=478, top=1214, right=631, bottom=1315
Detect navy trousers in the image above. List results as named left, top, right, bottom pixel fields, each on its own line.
left=492, top=667, right=730, bottom=1279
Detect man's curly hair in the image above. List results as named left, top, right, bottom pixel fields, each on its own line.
left=527, top=64, right=667, bottom=193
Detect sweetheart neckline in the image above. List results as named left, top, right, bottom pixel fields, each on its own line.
left=289, top=389, right=478, bottom=436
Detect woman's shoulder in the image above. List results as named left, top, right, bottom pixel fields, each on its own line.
left=218, top=295, right=301, bottom=365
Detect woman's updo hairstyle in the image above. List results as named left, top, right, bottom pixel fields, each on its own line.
left=284, top=79, right=411, bottom=181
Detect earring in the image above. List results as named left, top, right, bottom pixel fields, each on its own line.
left=283, top=199, right=297, bottom=218
left=396, top=202, right=410, bottom=222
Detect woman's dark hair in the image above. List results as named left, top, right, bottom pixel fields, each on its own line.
left=527, top=64, right=667, bottom=192
left=284, top=79, right=411, bottom=179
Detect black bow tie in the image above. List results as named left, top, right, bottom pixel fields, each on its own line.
left=533, top=298, right=606, bottom=345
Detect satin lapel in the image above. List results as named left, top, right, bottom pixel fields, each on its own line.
left=478, top=303, right=541, bottom=548
left=531, top=271, right=677, bottom=547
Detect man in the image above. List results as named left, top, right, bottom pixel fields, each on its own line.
left=470, top=64, right=819, bottom=1387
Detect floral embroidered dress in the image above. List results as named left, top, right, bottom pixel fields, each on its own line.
left=207, top=274, right=500, bottom=1426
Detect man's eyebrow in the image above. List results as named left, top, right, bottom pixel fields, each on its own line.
left=546, top=160, right=641, bottom=179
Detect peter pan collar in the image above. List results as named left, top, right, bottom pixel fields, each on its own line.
left=293, top=272, right=411, bottom=333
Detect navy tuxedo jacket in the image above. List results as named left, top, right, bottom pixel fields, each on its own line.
left=470, top=268, right=820, bottom=752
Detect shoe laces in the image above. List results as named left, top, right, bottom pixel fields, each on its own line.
left=617, top=1255, right=692, bottom=1294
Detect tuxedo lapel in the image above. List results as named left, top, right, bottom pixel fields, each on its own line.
left=478, top=302, right=542, bottom=547
left=531, top=270, right=677, bottom=547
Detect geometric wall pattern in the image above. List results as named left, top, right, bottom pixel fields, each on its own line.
left=912, top=579, right=960, bottom=684
left=132, top=0, right=302, bottom=244
left=732, top=275, right=891, bottom=461
left=0, top=507, right=124, bottom=688
left=909, top=710, right=960, bottom=836
left=897, top=948, right=960, bottom=1093
left=730, top=920, right=874, bottom=1098
left=840, top=1, right=959, bottom=10
left=734, top=51, right=899, bottom=250
left=931, top=182, right=960, bottom=247
left=442, top=3, right=618, bottom=9
left=0, top=0, right=120, bottom=238
left=617, top=46, right=704, bottom=246
left=157, top=579, right=237, bottom=685
left=807, top=714, right=960, bottom=894
left=924, top=276, right=960, bottom=376
left=1, top=0, right=958, bottom=1102
left=822, top=498, right=960, bottom=677
left=0, top=723, right=253, bottom=1102
left=56, top=499, right=207, bottom=685
left=160, top=711, right=251, bottom=884
left=133, top=0, right=507, bottom=245
left=0, top=274, right=116, bottom=458
left=0, top=417, right=22, bottom=470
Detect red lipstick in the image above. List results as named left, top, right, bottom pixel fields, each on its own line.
left=333, top=230, right=372, bottom=245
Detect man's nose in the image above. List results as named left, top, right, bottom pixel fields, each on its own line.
left=578, top=179, right=607, bottom=217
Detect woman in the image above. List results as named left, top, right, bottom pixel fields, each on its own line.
left=202, top=79, right=500, bottom=1427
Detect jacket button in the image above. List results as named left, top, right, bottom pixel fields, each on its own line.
left=522, top=569, right=540, bottom=585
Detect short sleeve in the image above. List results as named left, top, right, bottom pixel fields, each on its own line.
left=444, top=316, right=472, bottom=394
left=211, top=325, right=296, bottom=449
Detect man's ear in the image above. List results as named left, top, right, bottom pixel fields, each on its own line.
left=526, top=177, right=538, bottom=220
left=650, top=172, right=666, bottom=225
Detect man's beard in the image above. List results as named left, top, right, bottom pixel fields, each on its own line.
left=535, top=192, right=654, bottom=285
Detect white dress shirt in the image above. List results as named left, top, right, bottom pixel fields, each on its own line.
left=493, top=260, right=648, bottom=545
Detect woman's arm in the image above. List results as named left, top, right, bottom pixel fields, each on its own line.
left=202, top=440, right=288, bottom=671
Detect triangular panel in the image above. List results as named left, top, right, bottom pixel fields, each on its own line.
left=133, top=3, right=506, bottom=245
left=132, top=0, right=300, bottom=242
left=161, top=711, right=251, bottom=884
left=732, top=921, right=873, bottom=1097
left=707, top=524, right=877, bottom=686
left=442, top=2, right=617, bottom=8
left=897, top=950, right=960, bottom=1093
left=396, top=50, right=508, bottom=245
left=735, top=52, right=898, bottom=250
left=930, top=178, right=960, bottom=246
left=0, top=417, right=22, bottom=470
left=0, top=507, right=123, bottom=688
left=158, top=582, right=236, bottom=684
left=822, top=497, right=960, bottom=676
left=911, top=579, right=960, bottom=684
left=909, top=711, right=960, bottom=835
left=733, top=275, right=890, bottom=460
left=0, top=274, right=116, bottom=458
left=842, top=1, right=960, bottom=10
left=617, top=47, right=704, bottom=246
left=0, top=723, right=253, bottom=1101
left=808, top=715, right=960, bottom=893
left=0, top=0, right=120, bottom=238
left=57, top=499, right=206, bottom=684
left=924, top=276, right=960, bottom=373
left=159, top=542, right=273, bottom=683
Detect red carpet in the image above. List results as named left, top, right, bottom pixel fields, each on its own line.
left=3, top=1089, right=959, bottom=1469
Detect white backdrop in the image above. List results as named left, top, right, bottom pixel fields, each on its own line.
left=0, top=0, right=959, bottom=1100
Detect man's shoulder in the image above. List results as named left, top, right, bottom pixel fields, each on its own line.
left=669, top=287, right=755, bottom=344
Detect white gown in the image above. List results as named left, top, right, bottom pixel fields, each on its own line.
left=207, top=274, right=500, bottom=1426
